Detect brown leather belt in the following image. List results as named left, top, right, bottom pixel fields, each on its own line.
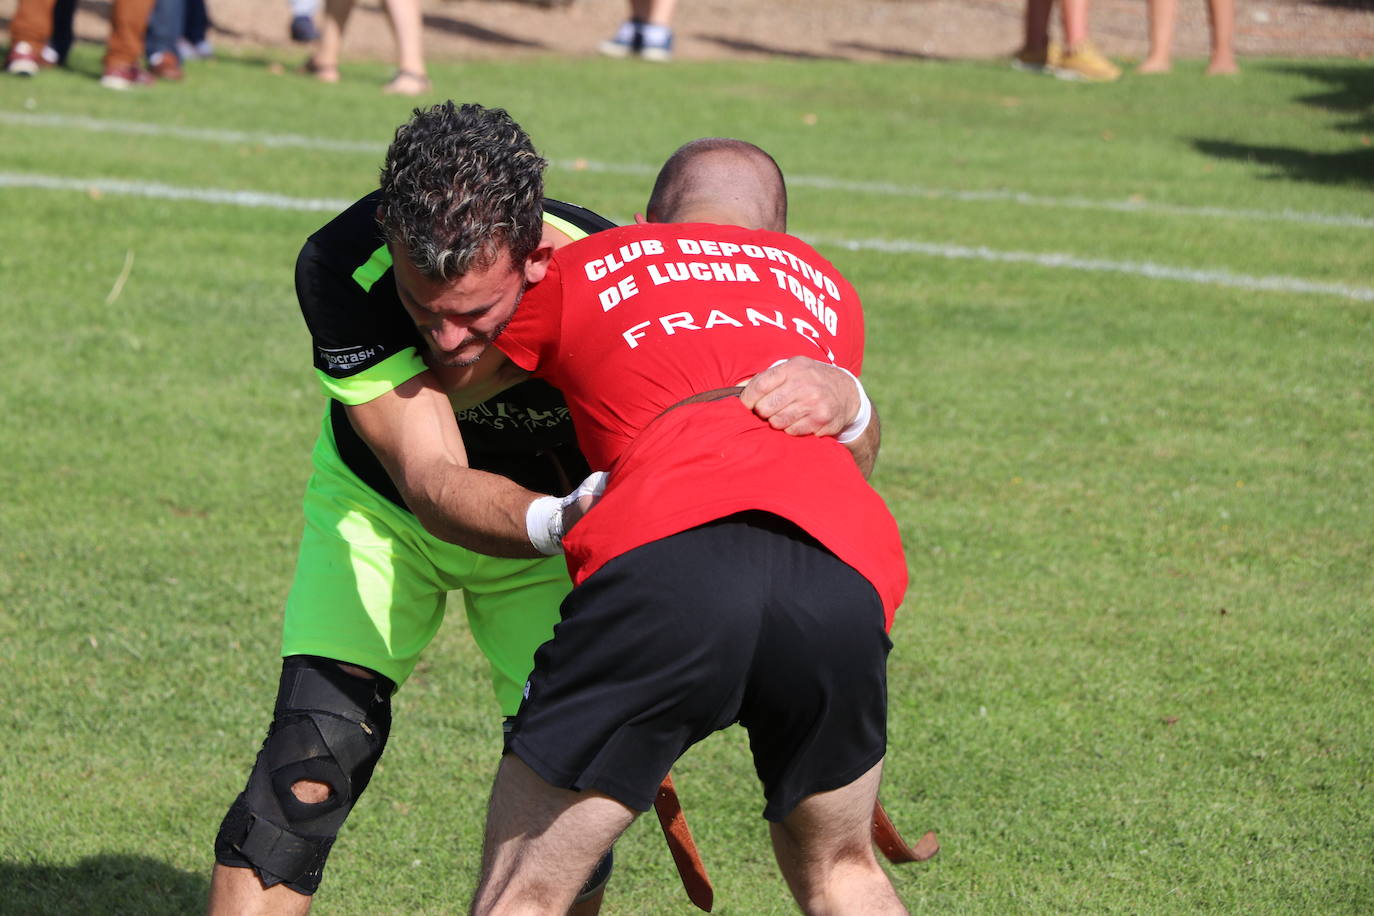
left=655, top=385, right=745, bottom=422
left=873, top=800, right=940, bottom=863
left=654, top=775, right=714, bottom=911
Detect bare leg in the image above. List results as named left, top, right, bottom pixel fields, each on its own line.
left=770, top=760, right=907, bottom=916
left=1205, top=0, right=1238, bottom=74
left=1138, top=0, right=1175, bottom=72
left=381, top=0, right=428, bottom=93
left=207, top=865, right=314, bottom=916
left=1021, top=0, right=1053, bottom=54
left=630, top=0, right=676, bottom=26
left=308, top=0, right=352, bottom=81
left=1060, top=0, right=1088, bottom=50
left=471, top=756, right=636, bottom=916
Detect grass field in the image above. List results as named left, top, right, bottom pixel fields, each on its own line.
left=1, top=42, right=1372, bottom=915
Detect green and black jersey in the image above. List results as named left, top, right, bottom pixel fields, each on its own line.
left=295, top=191, right=616, bottom=509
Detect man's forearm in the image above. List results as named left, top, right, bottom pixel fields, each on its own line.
left=404, top=460, right=548, bottom=558
left=846, top=405, right=880, bottom=478
left=345, top=375, right=553, bottom=558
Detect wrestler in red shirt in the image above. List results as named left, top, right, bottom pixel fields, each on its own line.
left=471, top=138, right=910, bottom=916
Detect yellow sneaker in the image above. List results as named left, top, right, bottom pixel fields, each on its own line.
left=1053, top=41, right=1121, bottom=82
left=1011, top=41, right=1062, bottom=74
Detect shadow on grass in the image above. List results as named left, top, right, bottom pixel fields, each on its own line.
left=831, top=41, right=950, bottom=61
left=421, top=12, right=546, bottom=49
left=695, top=34, right=850, bottom=61
left=1191, top=61, right=1374, bottom=188
left=1192, top=140, right=1374, bottom=187
left=1307, top=0, right=1374, bottom=9
left=1273, top=62, right=1374, bottom=133
left=0, top=855, right=207, bottom=915
left=701, top=32, right=952, bottom=61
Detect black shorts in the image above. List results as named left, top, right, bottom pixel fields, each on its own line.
left=505, top=512, right=891, bottom=821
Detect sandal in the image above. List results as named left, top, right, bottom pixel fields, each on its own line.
left=301, top=57, right=340, bottom=83
left=383, top=69, right=431, bottom=95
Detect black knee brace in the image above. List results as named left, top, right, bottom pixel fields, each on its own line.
left=215, top=655, right=393, bottom=895
left=577, top=849, right=615, bottom=903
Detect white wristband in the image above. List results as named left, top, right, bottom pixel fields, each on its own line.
left=836, top=368, right=872, bottom=444
left=525, top=495, right=565, bottom=556
left=524, top=471, right=610, bottom=557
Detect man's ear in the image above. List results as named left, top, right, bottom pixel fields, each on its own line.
left=523, top=243, right=555, bottom=284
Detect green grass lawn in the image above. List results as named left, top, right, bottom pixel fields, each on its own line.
left=1, top=44, right=1371, bottom=914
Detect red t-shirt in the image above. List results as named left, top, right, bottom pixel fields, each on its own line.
left=495, top=222, right=907, bottom=627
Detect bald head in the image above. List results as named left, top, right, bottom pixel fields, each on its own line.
left=645, top=138, right=788, bottom=232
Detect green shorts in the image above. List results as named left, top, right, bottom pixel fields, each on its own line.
left=281, top=412, right=570, bottom=716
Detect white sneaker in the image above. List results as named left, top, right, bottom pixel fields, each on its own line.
left=638, top=23, right=674, bottom=62
left=598, top=20, right=638, bottom=58
left=5, top=41, right=41, bottom=76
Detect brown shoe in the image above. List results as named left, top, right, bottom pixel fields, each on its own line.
left=149, top=50, right=183, bottom=81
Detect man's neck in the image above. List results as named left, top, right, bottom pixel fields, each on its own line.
left=662, top=204, right=761, bottom=230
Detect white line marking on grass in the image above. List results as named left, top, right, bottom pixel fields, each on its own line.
left=810, top=234, right=1374, bottom=303
left=4, top=170, right=1371, bottom=302
left=790, top=175, right=1374, bottom=231
left=549, top=158, right=657, bottom=177
left=4, top=110, right=1372, bottom=230
left=0, top=172, right=353, bottom=211
left=0, top=111, right=386, bottom=154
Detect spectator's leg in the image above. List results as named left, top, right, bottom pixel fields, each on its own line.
left=50, top=0, right=76, bottom=63
left=145, top=0, right=185, bottom=76
left=1060, top=0, right=1088, bottom=49
left=9, top=0, right=59, bottom=49
left=184, top=0, right=210, bottom=43
left=631, top=0, right=676, bottom=26
left=1022, top=0, right=1053, bottom=54
left=630, top=0, right=674, bottom=59
left=104, top=0, right=157, bottom=71
left=1138, top=0, right=1175, bottom=72
left=1055, top=0, right=1119, bottom=80
left=1205, top=0, right=1238, bottom=74
left=308, top=0, right=351, bottom=81
left=380, top=0, right=428, bottom=94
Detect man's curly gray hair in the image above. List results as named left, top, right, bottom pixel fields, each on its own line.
left=379, top=102, right=547, bottom=281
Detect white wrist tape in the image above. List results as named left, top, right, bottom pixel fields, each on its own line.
left=836, top=367, right=872, bottom=444
left=525, top=496, right=565, bottom=556
left=524, top=471, right=610, bottom=556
